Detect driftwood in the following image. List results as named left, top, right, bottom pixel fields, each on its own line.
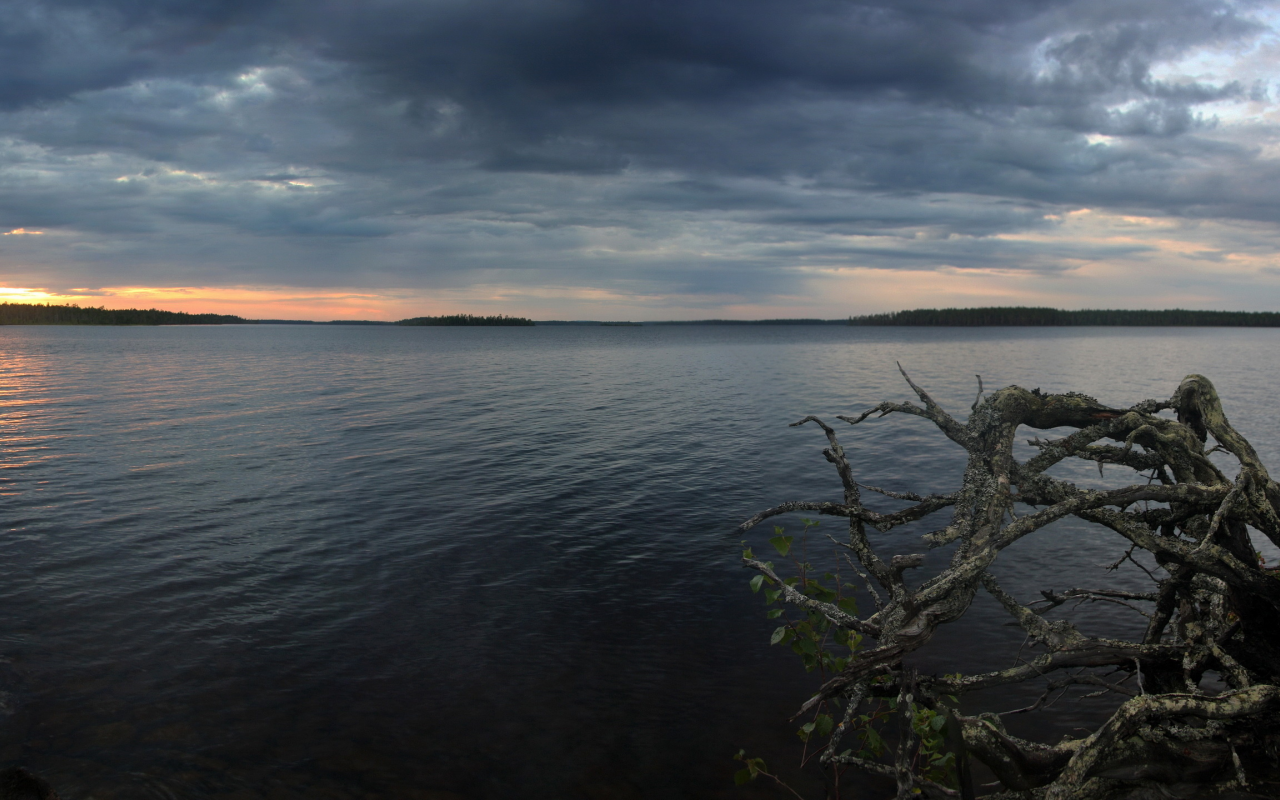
left=740, top=370, right=1280, bottom=799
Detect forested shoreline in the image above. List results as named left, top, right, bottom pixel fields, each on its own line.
left=0, top=302, right=249, bottom=325
left=847, top=306, right=1280, bottom=326
left=0, top=304, right=537, bottom=326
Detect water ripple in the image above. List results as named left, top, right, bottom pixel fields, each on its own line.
left=1, top=324, right=1278, bottom=798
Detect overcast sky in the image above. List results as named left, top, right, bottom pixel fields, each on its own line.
left=1, top=0, right=1280, bottom=319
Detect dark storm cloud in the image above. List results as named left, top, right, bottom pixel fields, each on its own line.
left=303, top=0, right=1254, bottom=170
left=0, top=0, right=1276, bottom=308
left=0, top=0, right=278, bottom=108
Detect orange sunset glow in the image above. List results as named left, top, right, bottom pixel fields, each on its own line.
left=0, top=286, right=460, bottom=321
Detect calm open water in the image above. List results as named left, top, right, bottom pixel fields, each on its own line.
left=2, top=324, right=1279, bottom=800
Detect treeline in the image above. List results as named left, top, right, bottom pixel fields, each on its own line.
left=0, top=303, right=540, bottom=326
left=0, top=302, right=249, bottom=326
left=395, top=314, right=535, bottom=326
left=848, top=307, right=1280, bottom=327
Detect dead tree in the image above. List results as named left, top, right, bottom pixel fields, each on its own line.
left=739, top=370, right=1280, bottom=799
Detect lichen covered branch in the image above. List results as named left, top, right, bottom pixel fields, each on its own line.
left=740, top=373, right=1280, bottom=797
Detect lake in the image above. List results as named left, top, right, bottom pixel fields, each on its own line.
left=2, top=324, right=1278, bottom=799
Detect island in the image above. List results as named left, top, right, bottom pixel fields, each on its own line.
left=395, top=314, right=535, bottom=326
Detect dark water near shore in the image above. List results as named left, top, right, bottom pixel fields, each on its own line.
left=2, top=324, right=1278, bottom=799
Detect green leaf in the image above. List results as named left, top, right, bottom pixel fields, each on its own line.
left=810, top=583, right=836, bottom=601
left=815, top=714, right=834, bottom=737
left=773, top=525, right=785, bottom=535
left=863, top=727, right=884, bottom=754
left=742, top=547, right=754, bottom=559
left=749, top=574, right=764, bottom=593
left=733, top=768, right=753, bottom=785
left=766, top=608, right=783, bottom=619
left=930, top=714, right=947, bottom=732
left=764, top=589, right=780, bottom=604
left=770, top=626, right=790, bottom=645
left=838, top=596, right=859, bottom=614
left=769, top=535, right=793, bottom=556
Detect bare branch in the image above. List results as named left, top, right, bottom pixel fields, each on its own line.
left=895, top=362, right=970, bottom=447
left=737, top=501, right=852, bottom=532
left=981, top=572, right=1085, bottom=650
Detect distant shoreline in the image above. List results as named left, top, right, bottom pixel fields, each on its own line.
left=546, top=308, right=1280, bottom=326
left=4, top=302, right=1280, bottom=327
left=0, top=304, right=535, bottom=327
left=844, top=307, right=1280, bottom=327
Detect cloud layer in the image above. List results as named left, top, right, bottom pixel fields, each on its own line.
left=1, top=0, right=1280, bottom=317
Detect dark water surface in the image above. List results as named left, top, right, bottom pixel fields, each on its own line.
left=2, top=324, right=1278, bottom=799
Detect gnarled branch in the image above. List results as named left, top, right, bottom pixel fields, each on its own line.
left=740, top=372, right=1280, bottom=798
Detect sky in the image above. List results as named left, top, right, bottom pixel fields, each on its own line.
left=2, top=0, right=1280, bottom=319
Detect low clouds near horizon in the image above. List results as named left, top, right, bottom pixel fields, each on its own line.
left=2, top=0, right=1280, bottom=318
